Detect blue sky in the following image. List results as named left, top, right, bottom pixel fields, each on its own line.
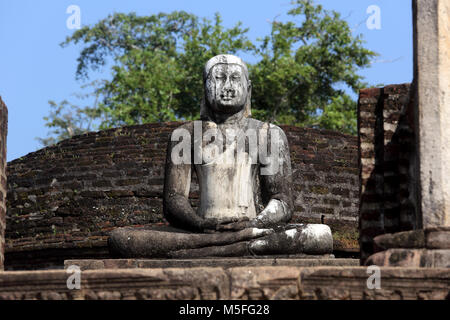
left=0, top=0, right=412, bottom=161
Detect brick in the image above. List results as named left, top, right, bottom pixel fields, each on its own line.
left=309, top=186, right=330, bottom=195
left=115, top=179, right=141, bottom=187
left=311, top=207, right=335, bottom=215
left=331, top=188, right=350, bottom=197
left=92, top=180, right=112, bottom=188
left=426, top=229, right=450, bottom=249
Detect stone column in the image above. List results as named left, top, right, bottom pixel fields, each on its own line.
left=413, top=0, right=450, bottom=228
left=0, top=97, right=7, bottom=271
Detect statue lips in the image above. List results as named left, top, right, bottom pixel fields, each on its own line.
left=217, top=97, right=239, bottom=113
left=220, top=91, right=236, bottom=102
left=218, top=91, right=239, bottom=112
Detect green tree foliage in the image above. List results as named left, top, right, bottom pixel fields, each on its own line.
left=39, top=0, right=376, bottom=146
left=250, top=1, right=375, bottom=129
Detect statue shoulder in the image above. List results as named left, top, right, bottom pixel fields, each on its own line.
left=248, top=119, right=288, bottom=139
left=246, top=118, right=272, bottom=131
left=267, top=124, right=289, bottom=148
left=268, top=123, right=286, bottom=134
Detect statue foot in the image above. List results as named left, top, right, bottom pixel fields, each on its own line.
left=248, top=224, right=333, bottom=255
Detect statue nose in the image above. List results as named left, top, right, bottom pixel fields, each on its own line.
left=224, top=76, right=233, bottom=88
left=221, top=77, right=236, bottom=97
left=222, top=88, right=235, bottom=97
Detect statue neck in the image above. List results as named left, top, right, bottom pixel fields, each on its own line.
left=211, top=108, right=246, bottom=125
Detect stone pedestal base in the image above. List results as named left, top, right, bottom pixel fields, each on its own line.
left=366, top=227, right=450, bottom=267
left=366, top=249, right=450, bottom=268
left=1, top=266, right=449, bottom=300
left=64, top=256, right=360, bottom=271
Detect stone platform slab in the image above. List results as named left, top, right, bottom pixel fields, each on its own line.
left=64, top=257, right=359, bottom=270
left=366, top=249, right=450, bottom=268
left=368, top=227, right=450, bottom=267
left=0, top=266, right=448, bottom=300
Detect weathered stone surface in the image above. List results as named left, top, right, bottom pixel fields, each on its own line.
left=108, top=225, right=268, bottom=258
left=231, top=266, right=450, bottom=300
left=0, top=267, right=229, bottom=300
left=426, top=228, right=450, bottom=249
left=432, top=250, right=450, bottom=268
left=229, top=266, right=302, bottom=299
left=64, top=257, right=359, bottom=270
left=0, top=266, right=448, bottom=300
left=373, top=227, right=449, bottom=251
left=108, top=224, right=333, bottom=258
left=366, top=249, right=424, bottom=267
left=373, top=230, right=425, bottom=250
left=298, top=267, right=450, bottom=300
left=366, top=248, right=450, bottom=268
left=413, top=0, right=450, bottom=228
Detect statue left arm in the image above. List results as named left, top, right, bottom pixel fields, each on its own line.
left=254, top=124, right=293, bottom=227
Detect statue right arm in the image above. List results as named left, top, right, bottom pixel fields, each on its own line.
left=163, top=124, right=205, bottom=231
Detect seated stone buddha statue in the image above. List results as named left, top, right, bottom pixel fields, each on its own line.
left=108, top=54, right=333, bottom=258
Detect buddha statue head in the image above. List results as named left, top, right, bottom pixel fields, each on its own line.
left=201, top=54, right=252, bottom=121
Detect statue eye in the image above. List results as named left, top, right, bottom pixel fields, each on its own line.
left=215, top=74, right=226, bottom=80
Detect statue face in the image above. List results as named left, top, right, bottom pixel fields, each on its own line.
left=205, top=63, right=249, bottom=115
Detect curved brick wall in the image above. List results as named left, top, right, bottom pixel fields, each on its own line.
left=0, top=97, right=8, bottom=270
left=5, top=122, right=358, bottom=270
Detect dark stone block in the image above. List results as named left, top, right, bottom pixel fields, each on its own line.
left=374, top=230, right=425, bottom=250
